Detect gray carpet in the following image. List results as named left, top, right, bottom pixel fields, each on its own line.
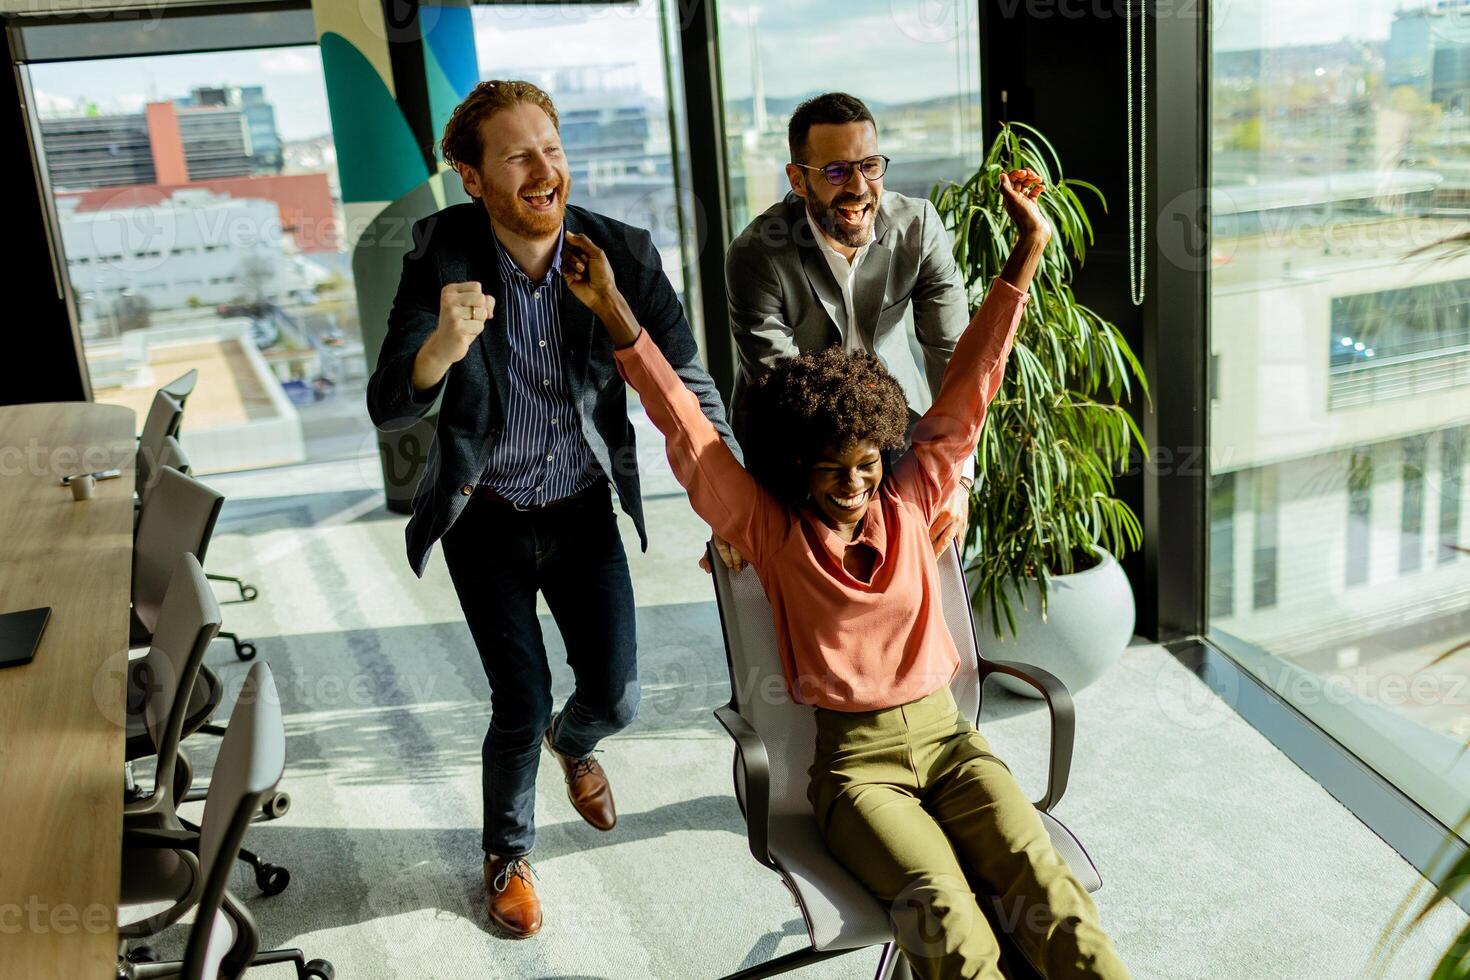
left=141, top=457, right=1467, bottom=979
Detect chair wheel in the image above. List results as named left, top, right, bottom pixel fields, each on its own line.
left=303, top=959, right=335, bottom=980
left=240, top=584, right=259, bottom=602
left=256, top=863, right=290, bottom=895
left=262, top=791, right=291, bottom=819
left=236, top=641, right=257, bottom=661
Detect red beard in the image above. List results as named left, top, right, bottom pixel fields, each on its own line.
left=485, top=174, right=569, bottom=240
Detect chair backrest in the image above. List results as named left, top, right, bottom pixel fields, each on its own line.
left=140, top=435, right=192, bottom=507
left=709, top=543, right=982, bottom=819
left=159, top=369, right=199, bottom=413
left=936, top=544, right=984, bottom=723
left=137, top=390, right=183, bottom=489
left=134, top=467, right=224, bottom=630
left=138, top=553, right=222, bottom=802
left=182, top=661, right=285, bottom=980
left=158, top=435, right=191, bottom=475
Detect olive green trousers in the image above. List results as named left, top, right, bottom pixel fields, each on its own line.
left=807, top=685, right=1129, bottom=979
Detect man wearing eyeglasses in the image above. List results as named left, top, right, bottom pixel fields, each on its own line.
left=719, top=91, right=976, bottom=570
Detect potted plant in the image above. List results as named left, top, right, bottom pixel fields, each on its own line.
left=930, top=122, right=1150, bottom=697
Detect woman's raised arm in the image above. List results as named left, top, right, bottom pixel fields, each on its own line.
left=891, top=170, right=1052, bottom=520
left=562, top=231, right=789, bottom=566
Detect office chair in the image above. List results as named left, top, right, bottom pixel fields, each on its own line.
left=125, top=552, right=220, bottom=825
left=132, top=467, right=223, bottom=651
left=137, top=435, right=191, bottom=514
left=119, top=662, right=334, bottom=980
left=159, top=368, right=199, bottom=409
left=154, top=372, right=263, bottom=625
left=128, top=466, right=290, bottom=889
left=133, top=463, right=254, bottom=662
left=137, top=391, right=184, bottom=496
left=138, top=438, right=257, bottom=653
left=706, top=542, right=1100, bottom=980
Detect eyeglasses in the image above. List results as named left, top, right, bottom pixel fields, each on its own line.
left=793, top=154, right=890, bottom=186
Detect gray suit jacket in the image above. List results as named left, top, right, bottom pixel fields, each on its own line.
left=724, top=189, right=969, bottom=437
left=367, top=202, right=738, bottom=577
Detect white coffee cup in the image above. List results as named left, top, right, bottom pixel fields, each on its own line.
left=70, top=474, right=96, bottom=501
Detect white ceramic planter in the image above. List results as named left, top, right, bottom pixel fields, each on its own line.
left=965, top=547, right=1135, bottom=699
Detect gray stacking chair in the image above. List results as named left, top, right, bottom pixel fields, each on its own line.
left=129, top=467, right=289, bottom=871
left=119, top=662, right=334, bottom=980
left=133, top=468, right=224, bottom=650
left=124, top=544, right=291, bottom=897
left=138, top=435, right=258, bottom=612
left=133, top=465, right=255, bottom=662
left=124, top=470, right=220, bottom=820
left=137, top=391, right=184, bottom=496
left=707, top=542, right=1100, bottom=980
left=138, top=436, right=191, bottom=513
left=126, top=552, right=221, bottom=824
left=118, top=552, right=220, bottom=942
left=157, top=372, right=264, bottom=613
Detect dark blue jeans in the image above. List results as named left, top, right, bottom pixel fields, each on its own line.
left=440, top=480, right=639, bottom=857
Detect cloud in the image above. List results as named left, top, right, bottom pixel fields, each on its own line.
left=114, top=92, right=151, bottom=112
left=33, top=89, right=77, bottom=117
left=472, top=5, right=665, bottom=98
left=260, top=49, right=320, bottom=76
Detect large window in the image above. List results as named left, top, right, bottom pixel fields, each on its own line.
left=28, top=47, right=362, bottom=474
left=471, top=0, right=702, bottom=341
left=712, top=0, right=983, bottom=236
left=1209, top=0, right=1470, bottom=829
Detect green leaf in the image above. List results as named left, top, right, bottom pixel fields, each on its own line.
left=931, top=122, right=1150, bottom=639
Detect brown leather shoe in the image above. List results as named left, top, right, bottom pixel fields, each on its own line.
left=484, top=854, right=542, bottom=938
left=544, top=716, right=617, bottom=831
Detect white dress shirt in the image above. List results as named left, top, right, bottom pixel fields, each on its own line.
left=808, top=208, right=873, bottom=353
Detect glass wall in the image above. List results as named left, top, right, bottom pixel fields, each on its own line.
left=28, top=47, right=363, bottom=474
left=1208, top=0, right=1470, bottom=831
left=713, top=0, right=983, bottom=237
left=471, top=0, right=702, bottom=340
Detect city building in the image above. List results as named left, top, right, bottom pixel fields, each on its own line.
left=40, top=88, right=285, bottom=190
left=184, top=84, right=285, bottom=173
left=1210, top=175, right=1470, bottom=662
left=54, top=171, right=338, bottom=253
left=1387, top=0, right=1470, bottom=112
left=57, top=188, right=288, bottom=325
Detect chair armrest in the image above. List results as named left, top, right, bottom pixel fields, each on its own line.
left=122, top=825, right=200, bottom=853
left=712, top=702, right=777, bottom=873
left=978, top=659, right=1075, bottom=812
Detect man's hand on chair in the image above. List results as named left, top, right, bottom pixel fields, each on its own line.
left=929, top=481, right=972, bottom=557
left=700, top=532, right=745, bottom=573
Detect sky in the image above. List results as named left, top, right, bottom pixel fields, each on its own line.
left=30, top=47, right=332, bottom=141
left=27, top=0, right=1434, bottom=141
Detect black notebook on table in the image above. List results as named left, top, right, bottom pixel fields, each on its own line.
left=0, top=607, right=51, bottom=669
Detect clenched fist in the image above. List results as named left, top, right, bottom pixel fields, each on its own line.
left=412, top=281, right=495, bottom=393
left=433, top=281, right=494, bottom=363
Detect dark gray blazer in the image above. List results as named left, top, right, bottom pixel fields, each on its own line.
left=367, top=201, right=738, bottom=577
left=724, top=189, right=969, bottom=436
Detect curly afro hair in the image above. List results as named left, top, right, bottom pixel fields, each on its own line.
left=744, top=346, right=911, bottom=504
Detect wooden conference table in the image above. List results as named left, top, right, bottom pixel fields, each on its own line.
left=0, top=402, right=137, bottom=979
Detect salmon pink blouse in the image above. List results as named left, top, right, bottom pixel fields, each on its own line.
left=614, top=277, right=1029, bottom=711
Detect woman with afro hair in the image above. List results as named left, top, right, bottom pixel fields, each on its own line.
left=560, top=169, right=1129, bottom=979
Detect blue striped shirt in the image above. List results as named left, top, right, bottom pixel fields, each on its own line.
left=479, top=226, right=601, bottom=505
